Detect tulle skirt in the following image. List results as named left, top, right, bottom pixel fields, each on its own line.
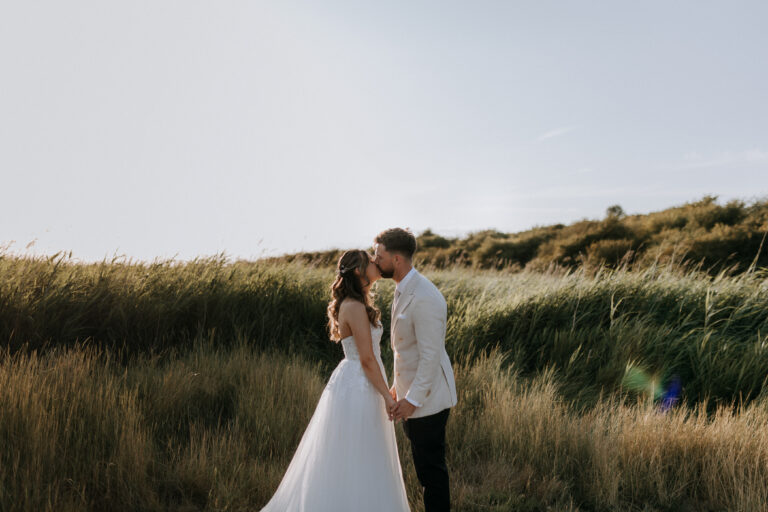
left=259, top=358, right=411, bottom=511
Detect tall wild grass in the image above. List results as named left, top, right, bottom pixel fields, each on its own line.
left=2, top=252, right=768, bottom=408
left=3, top=252, right=768, bottom=509
left=1, top=339, right=767, bottom=511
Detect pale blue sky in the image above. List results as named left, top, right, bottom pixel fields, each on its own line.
left=2, top=1, right=767, bottom=261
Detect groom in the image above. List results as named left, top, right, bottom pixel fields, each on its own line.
left=373, top=227, right=458, bottom=512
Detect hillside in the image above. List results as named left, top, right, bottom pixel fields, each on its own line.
left=268, top=195, right=768, bottom=274
left=4, top=237, right=768, bottom=510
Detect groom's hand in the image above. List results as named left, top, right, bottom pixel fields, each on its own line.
left=392, top=399, right=417, bottom=421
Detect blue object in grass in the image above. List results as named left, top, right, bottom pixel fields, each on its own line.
left=660, top=375, right=682, bottom=412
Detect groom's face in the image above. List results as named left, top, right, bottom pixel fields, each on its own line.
left=373, top=243, right=395, bottom=279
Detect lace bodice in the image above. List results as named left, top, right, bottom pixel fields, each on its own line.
left=323, top=323, right=388, bottom=400
left=341, top=323, right=384, bottom=361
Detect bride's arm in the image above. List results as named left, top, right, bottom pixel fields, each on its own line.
left=345, top=301, right=393, bottom=403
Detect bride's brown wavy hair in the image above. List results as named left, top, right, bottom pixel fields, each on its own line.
left=327, top=249, right=381, bottom=342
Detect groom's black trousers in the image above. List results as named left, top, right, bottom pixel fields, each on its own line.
left=403, top=407, right=451, bottom=512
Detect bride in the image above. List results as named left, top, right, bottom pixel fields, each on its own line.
left=259, top=249, right=411, bottom=511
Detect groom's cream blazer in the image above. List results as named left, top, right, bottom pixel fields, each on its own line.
left=391, top=269, right=458, bottom=419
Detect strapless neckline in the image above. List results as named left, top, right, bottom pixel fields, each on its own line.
left=340, top=323, right=383, bottom=342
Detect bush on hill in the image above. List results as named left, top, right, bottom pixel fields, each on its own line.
left=265, top=196, right=768, bottom=274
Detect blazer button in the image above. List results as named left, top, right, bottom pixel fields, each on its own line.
left=396, top=372, right=400, bottom=376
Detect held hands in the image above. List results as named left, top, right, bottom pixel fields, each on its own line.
left=386, top=386, right=398, bottom=422
left=386, top=395, right=398, bottom=421
left=386, top=386, right=417, bottom=422
left=391, top=399, right=416, bottom=421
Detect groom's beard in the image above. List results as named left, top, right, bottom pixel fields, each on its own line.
left=377, top=264, right=394, bottom=279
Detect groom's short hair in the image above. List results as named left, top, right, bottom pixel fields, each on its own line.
left=375, top=228, right=417, bottom=259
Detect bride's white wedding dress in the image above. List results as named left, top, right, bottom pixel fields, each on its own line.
left=260, top=323, right=411, bottom=512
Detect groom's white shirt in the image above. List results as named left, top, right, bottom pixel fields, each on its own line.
left=395, top=266, right=417, bottom=295
left=392, top=267, right=458, bottom=418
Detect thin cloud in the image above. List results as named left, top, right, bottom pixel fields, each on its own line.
left=536, top=126, right=576, bottom=142
left=663, top=149, right=768, bottom=170
left=472, top=186, right=668, bottom=202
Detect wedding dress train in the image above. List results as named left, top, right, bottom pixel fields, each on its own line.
left=260, top=323, right=411, bottom=511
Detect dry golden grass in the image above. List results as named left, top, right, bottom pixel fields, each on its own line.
left=1, top=338, right=767, bottom=511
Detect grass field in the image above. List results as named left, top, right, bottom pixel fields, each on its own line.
left=1, top=252, right=768, bottom=510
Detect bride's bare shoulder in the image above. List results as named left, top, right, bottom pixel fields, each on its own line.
left=339, top=298, right=365, bottom=312
left=339, top=299, right=367, bottom=324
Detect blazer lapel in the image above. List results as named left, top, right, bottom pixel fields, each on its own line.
left=391, top=271, right=420, bottom=334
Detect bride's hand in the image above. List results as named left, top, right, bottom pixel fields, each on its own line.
left=385, top=395, right=397, bottom=420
